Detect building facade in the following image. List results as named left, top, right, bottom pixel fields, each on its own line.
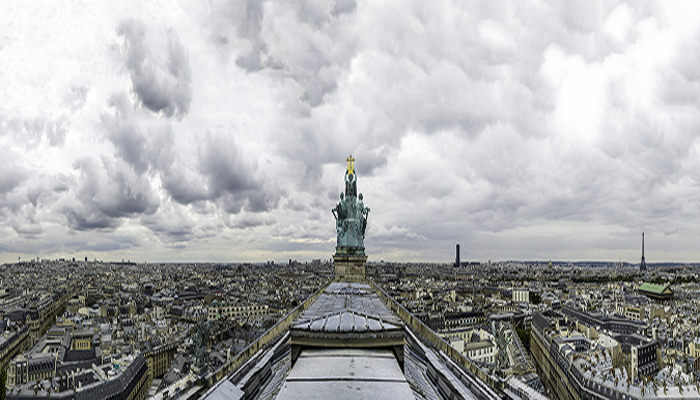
left=207, top=302, right=269, bottom=321
left=513, top=288, right=530, bottom=303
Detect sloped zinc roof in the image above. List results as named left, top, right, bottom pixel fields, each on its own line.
left=292, top=310, right=400, bottom=333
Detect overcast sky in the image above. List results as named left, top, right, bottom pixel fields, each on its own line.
left=1, top=1, right=700, bottom=263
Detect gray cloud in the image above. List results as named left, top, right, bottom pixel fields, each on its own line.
left=0, top=154, right=33, bottom=223
left=62, top=157, right=159, bottom=231
left=227, top=213, right=275, bottom=229
left=67, top=235, right=141, bottom=253
left=199, top=133, right=258, bottom=195
left=4, top=2, right=700, bottom=262
left=156, top=131, right=283, bottom=215
left=141, top=202, right=197, bottom=243
left=331, top=0, right=356, bottom=17
left=0, top=115, right=68, bottom=147
left=64, top=85, right=89, bottom=111
left=117, top=19, right=192, bottom=118
left=12, top=223, right=42, bottom=237
left=213, top=0, right=352, bottom=107
left=160, top=167, right=210, bottom=205
left=0, top=168, right=26, bottom=196
left=102, top=93, right=175, bottom=174
left=10, top=203, right=43, bottom=238
left=201, top=133, right=283, bottom=211
left=284, top=199, right=308, bottom=212
left=235, top=0, right=268, bottom=71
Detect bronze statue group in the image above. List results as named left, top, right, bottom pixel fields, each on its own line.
left=332, top=166, right=370, bottom=251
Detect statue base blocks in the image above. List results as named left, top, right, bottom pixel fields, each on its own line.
left=333, top=253, right=367, bottom=281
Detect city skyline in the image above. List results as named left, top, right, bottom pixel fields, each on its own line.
left=4, top=2, right=700, bottom=263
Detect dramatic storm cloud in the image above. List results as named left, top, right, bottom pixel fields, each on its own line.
left=2, top=1, right=700, bottom=263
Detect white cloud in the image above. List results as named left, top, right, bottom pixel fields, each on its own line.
left=1, top=1, right=700, bottom=262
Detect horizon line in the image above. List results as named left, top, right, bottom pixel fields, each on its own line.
left=4, top=259, right=700, bottom=266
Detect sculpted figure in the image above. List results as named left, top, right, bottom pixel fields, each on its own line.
left=345, top=172, right=357, bottom=198
left=356, top=193, right=364, bottom=221
left=334, top=155, right=369, bottom=254
left=332, top=193, right=346, bottom=243
left=332, top=193, right=345, bottom=221
left=358, top=193, right=370, bottom=236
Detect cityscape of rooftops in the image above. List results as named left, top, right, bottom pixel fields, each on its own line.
left=3, top=2, right=700, bottom=400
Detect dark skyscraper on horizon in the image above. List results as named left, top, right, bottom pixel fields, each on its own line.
left=640, top=232, right=647, bottom=272
left=455, top=243, right=460, bottom=267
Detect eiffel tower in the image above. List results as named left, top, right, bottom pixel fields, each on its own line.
left=640, top=232, right=647, bottom=272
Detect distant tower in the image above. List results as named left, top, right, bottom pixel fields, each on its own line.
left=640, top=232, right=647, bottom=272
left=455, top=244, right=460, bottom=268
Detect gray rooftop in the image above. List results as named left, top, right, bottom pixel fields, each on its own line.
left=294, top=282, right=401, bottom=330
left=275, top=348, right=414, bottom=400
left=292, top=309, right=400, bottom=332
left=203, top=380, right=244, bottom=400
left=202, top=281, right=500, bottom=400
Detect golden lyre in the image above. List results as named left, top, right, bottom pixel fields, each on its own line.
left=346, top=155, right=355, bottom=175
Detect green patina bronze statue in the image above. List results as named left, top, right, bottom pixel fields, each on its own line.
left=332, top=155, right=370, bottom=255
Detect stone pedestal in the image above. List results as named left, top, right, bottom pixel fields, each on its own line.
left=333, top=253, right=367, bottom=281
